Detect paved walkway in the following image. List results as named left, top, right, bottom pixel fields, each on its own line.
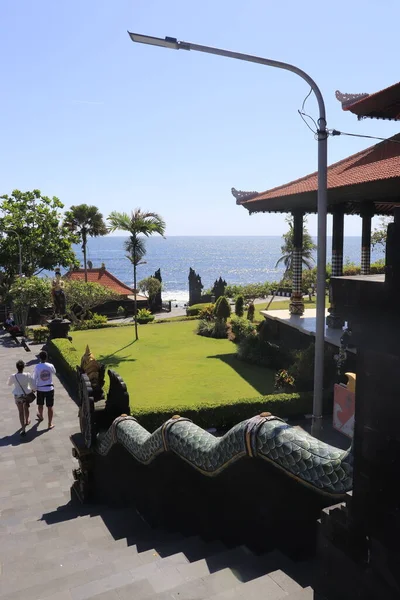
left=0, top=333, right=79, bottom=589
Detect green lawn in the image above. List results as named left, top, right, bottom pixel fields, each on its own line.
left=71, top=321, right=275, bottom=412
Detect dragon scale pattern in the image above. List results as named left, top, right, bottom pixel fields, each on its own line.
left=96, top=415, right=353, bottom=497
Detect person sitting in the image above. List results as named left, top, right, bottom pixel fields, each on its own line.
left=4, top=314, right=15, bottom=329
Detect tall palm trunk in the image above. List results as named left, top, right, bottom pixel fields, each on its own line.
left=133, top=263, right=138, bottom=341
left=82, top=229, right=88, bottom=283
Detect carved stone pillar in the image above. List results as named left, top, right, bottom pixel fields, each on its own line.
left=289, top=211, right=305, bottom=315
left=327, top=207, right=345, bottom=328
left=361, top=204, right=373, bottom=275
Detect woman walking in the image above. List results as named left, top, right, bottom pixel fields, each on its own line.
left=8, top=360, right=34, bottom=436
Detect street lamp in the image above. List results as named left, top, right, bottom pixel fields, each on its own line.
left=128, top=33, right=328, bottom=437
left=5, top=230, right=22, bottom=278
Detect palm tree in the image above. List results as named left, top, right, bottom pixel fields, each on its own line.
left=275, top=217, right=316, bottom=275
left=108, top=209, right=166, bottom=340
left=64, top=205, right=108, bottom=282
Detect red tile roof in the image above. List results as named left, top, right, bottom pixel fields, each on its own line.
left=336, top=82, right=400, bottom=121
left=237, top=134, right=400, bottom=215
left=65, top=268, right=147, bottom=299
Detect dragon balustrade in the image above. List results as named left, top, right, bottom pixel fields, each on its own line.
left=70, top=349, right=352, bottom=550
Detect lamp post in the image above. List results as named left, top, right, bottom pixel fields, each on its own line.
left=128, top=33, right=328, bottom=437
left=6, top=229, right=23, bottom=278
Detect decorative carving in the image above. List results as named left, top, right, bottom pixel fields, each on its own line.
left=231, top=187, right=259, bottom=205
left=105, top=369, right=130, bottom=423
left=96, top=413, right=353, bottom=496
left=78, top=345, right=105, bottom=400
left=153, top=268, right=162, bottom=311
left=188, top=267, right=203, bottom=306
left=211, top=276, right=227, bottom=300
left=78, top=373, right=96, bottom=448
left=335, top=90, right=369, bottom=108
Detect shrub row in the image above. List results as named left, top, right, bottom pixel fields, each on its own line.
left=47, top=338, right=80, bottom=391
left=131, top=391, right=332, bottom=432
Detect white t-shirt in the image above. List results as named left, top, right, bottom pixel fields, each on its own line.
left=8, top=372, right=34, bottom=397
left=33, top=362, right=56, bottom=391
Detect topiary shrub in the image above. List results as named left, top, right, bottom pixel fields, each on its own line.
left=230, top=316, right=257, bottom=344
left=136, top=308, right=155, bottom=324
left=235, top=295, right=244, bottom=317
left=247, top=302, right=255, bottom=322
left=215, top=296, right=231, bottom=320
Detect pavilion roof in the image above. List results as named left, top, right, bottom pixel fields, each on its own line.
left=65, top=267, right=147, bottom=300
left=235, top=134, right=400, bottom=216
left=335, top=82, right=400, bottom=121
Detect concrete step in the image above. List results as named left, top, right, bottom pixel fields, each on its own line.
left=117, top=567, right=241, bottom=600
left=0, top=550, right=188, bottom=600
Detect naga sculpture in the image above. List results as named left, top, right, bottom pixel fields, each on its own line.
left=96, top=413, right=353, bottom=497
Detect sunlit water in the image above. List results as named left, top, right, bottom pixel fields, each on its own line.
left=66, top=236, right=384, bottom=306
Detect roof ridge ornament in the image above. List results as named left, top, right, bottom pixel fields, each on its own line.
left=335, top=90, right=369, bottom=108
left=231, top=187, right=259, bottom=205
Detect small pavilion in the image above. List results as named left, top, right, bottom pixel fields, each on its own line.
left=234, top=81, right=400, bottom=327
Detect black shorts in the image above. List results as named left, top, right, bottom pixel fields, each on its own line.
left=37, top=390, right=54, bottom=407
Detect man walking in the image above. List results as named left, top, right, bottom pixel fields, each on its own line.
left=33, top=350, right=56, bottom=429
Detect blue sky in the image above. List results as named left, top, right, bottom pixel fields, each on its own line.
left=1, top=0, right=399, bottom=236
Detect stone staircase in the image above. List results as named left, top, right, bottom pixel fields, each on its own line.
left=0, top=502, right=315, bottom=600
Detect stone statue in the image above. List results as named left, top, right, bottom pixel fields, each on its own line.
left=52, top=268, right=66, bottom=317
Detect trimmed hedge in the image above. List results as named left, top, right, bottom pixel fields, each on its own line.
left=47, top=338, right=80, bottom=391
left=131, top=391, right=332, bottom=432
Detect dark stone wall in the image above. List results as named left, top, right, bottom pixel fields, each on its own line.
left=92, top=442, right=337, bottom=557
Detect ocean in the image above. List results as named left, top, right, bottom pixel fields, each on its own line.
left=72, top=236, right=385, bottom=306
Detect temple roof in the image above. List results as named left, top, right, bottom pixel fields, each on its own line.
left=336, top=82, right=400, bottom=121
left=235, top=134, right=400, bottom=216
left=65, top=267, right=147, bottom=300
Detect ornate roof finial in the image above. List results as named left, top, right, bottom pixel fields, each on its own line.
left=335, top=90, right=369, bottom=108
left=231, top=187, right=259, bottom=205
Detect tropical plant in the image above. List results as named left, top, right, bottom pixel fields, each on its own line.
left=136, top=308, right=155, bottom=324
left=64, top=280, right=118, bottom=323
left=230, top=316, right=256, bottom=343
left=235, top=295, right=244, bottom=317
left=371, top=216, right=393, bottom=252
left=275, top=215, right=317, bottom=274
left=139, top=276, right=162, bottom=310
left=0, top=189, right=79, bottom=284
left=64, top=204, right=108, bottom=282
left=117, top=305, right=126, bottom=317
left=274, top=369, right=295, bottom=392
left=197, top=318, right=228, bottom=339
left=8, top=276, right=52, bottom=333
left=108, top=209, right=166, bottom=340
left=198, top=304, right=215, bottom=321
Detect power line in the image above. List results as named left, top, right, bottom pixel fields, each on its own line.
left=330, top=130, right=400, bottom=144
left=298, top=110, right=317, bottom=134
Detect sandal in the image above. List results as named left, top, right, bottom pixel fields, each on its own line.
left=36, top=415, right=44, bottom=422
